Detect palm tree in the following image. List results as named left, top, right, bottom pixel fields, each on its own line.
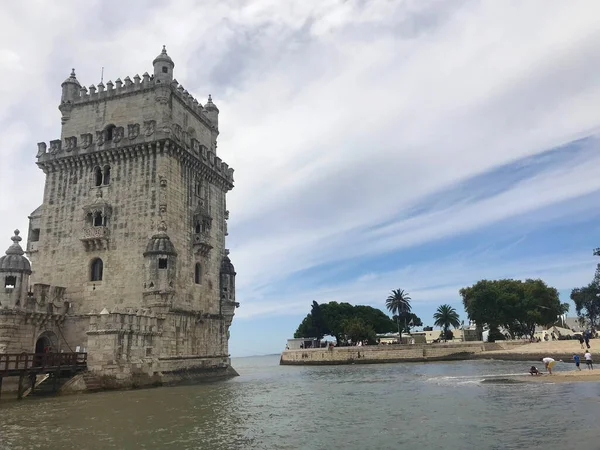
left=386, top=289, right=412, bottom=338
left=433, top=304, right=460, bottom=342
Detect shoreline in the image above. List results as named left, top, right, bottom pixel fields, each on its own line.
left=523, top=369, right=600, bottom=383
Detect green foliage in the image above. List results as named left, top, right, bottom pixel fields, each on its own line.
left=460, top=279, right=565, bottom=339
left=385, top=289, right=412, bottom=334
left=433, top=304, right=460, bottom=340
left=392, top=313, right=423, bottom=333
left=342, top=317, right=376, bottom=344
left=294, top=301, right=397, bottom=344
left=570, top=282, right=600, bottom=328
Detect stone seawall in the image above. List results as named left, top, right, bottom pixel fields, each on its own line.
left=280, top=342, right=490, bottom=365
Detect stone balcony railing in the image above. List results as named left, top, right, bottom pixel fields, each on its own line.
left=81, top=226, right=109, bottom=251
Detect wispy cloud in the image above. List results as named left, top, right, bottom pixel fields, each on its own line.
left=1, top=1, right=599, bottom=356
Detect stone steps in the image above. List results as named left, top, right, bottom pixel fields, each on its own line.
left=82, top=372, right=103, bottom=391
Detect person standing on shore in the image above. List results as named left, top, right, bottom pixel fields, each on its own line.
left=578, top=335, right=586, bottom=350
left=584, top=351, right=593, bottom=370
left=573, top=354, right=581, bottom=371
left=584, top=330, right=591, bottom=349
left=542, top=357, right=556, bottom=375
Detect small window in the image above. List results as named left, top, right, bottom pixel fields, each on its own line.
left=94, top=167, right=103, bottom=187
left=103, top=166, right=111, bottom=185
left=90, top=258, right=103, bottom=281
left=30, top=229, right=40, bottom=242
left=158, top=258, right=168, bottom=269
left=162, top=66, right=168, bottom=74
left=105, top=125, right=115, bottom=141
left=93, top=213, right=103, bottom=227
left=5, top=276, right=16, bottom=289
left=195, top=222, right=201, bottom=234
left=194, top=263, right=201, bottom=284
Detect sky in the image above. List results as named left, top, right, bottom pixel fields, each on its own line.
left=1, top=1, right=600, bottom=357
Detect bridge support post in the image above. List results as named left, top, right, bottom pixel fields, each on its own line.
left=17, top=373, right=25, bottom=400
left=29, top=373, right=37, bottom=394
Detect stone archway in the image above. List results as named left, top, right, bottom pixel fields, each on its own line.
left=35, top=331, right=59, bottom=354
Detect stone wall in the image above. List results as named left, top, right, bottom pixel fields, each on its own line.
left=280, top=343, right=488, bottom=365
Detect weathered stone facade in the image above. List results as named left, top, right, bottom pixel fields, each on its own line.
left=0, top=47, right=239, bottom=386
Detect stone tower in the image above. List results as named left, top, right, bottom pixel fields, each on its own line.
left=4, top=47, right=239, bottom=385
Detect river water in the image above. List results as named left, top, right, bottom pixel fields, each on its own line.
left=1, top=355, right=599, bottom=449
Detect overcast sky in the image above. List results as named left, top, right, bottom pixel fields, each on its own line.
left=1, top=1, right=600, bottom=357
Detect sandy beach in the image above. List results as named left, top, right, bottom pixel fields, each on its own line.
left=526, top=369, right=600, bottom=383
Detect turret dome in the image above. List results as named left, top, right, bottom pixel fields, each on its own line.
left=0, top=230, right=32, bottom=274
left=220, top=255, right=236, bottom=275
left=153, top=45, right=174, bottom=67
left=143, top=222, right=177, bottom=256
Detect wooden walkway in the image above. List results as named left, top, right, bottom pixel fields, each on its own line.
left=0, top=352, right=87, bottom=399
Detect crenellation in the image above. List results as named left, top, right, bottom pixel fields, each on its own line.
left=97, top=81, right=105, bottom=94
left=115, top=78, right=123, bottom=90
left=124, top=76, right=133, bottom=87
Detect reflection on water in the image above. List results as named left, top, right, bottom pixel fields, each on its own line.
left=1, top=356, right=599, bottom=450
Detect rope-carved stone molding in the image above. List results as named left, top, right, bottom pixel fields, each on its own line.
left=37, top=138, right=234, bottom=191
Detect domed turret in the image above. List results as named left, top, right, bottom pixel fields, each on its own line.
left=61, top=68, right=81, bottom=104
left=220, top=255, right=235, bottom=276
left=0, top=230, right=32, bottom=308
left=204, top=94, right=219, bottom=129
left=0, top=230, right=31, bottom=274
left=143, top=222, right=177, bottom=297
left=153, top=45, right=174, bottom=84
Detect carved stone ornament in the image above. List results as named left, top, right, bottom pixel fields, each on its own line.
left=159, top=204, right=167, bottom=214
left=191, top=139, right=200, bottom=155
left=113, top=126, right=124, bottom=143
left=96, top=130, right=105, bottom=146
left=128, top=123, right=140, bottom=140
left=144, top=120, right=156, bottom=136
left=36, top=142, right=47, bottom=158
left=173, top=124, right=182, bottom=141
left=64, top=136, right=77, bottom=152
left=49, top=139, right=62, bottom=155
left=81, top=133, right=92, bottom=149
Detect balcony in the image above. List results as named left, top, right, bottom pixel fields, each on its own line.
left=193, top=232, right=212, bottom=256
left=81, top=226, right=109, bottom=251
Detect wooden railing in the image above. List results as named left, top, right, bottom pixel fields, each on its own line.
left=0, top=352, right=87, bottom=376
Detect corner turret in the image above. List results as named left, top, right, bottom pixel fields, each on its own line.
left=0, top=230, right=32, bottom=308
left=153, top=45, right=174, bottom=84
left=61, top=68, right=81, bottom=103
left=204, top=94, right=219, bottom=129
left=59, top=69, right=81, bottom=124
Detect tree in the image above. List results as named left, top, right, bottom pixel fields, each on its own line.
left=570, top=283, right=600, bottom=329
left=294, top=301, right=396, bottom=345
left=460, top=279, right=565, bottom=341
left=433, top=304, right=460, bottom=342
left=385, top=289, right=412, bottom=337
left=342, top=317, right=376, bottom=344
left=392, top=312, right=423, bottom=333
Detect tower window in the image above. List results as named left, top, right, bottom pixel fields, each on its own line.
left=105, top=124, right=116, bottom=141
left=103, top=166, right=111, bottom=185
left=94, top=167, right=103, bottom=187
left=194, top=263, right=202, bottom=285
left=158, top=258, right=168, bottom=269
left=5, top=276, right=16, bottom=289
left=93, top=213, right=103, bottom=227
left=90, top=258, right=103, bottom=281
left=162, top=66, right=168, bottom=73
left=195, top=222, right=201, bottom=234
left=30, top=228, right=40, bottom=242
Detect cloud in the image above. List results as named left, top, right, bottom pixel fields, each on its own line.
left=1, top=1, right=599, bottom=347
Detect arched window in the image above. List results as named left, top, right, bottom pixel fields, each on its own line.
left=194, top=263, right=201, bottom=285
left=94, top=167, right=103, bottom=187
left=93, top=212, right=103, bottom=227
left=105, top=124, right=116, bottom=141
left=195, top=221, right=201, bottom=234
left=90, top=258, right=103, bottom=281
left=103, top=165, right=111, bottom=185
